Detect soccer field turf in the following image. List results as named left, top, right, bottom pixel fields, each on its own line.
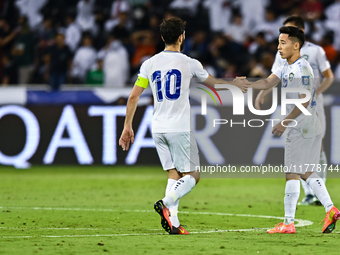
left=0, top=166, right=339, bottom=254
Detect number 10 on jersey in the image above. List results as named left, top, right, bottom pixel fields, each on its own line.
left=152, top=69, right=182, bottom=101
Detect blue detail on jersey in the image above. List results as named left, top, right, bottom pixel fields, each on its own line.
left=152, top=69, right=182, bottom=102
left=292, top=56, right=302, bottom=65
left=152, top=71, right=163, bottom=102
left=311, top=89, right=317, bottom=108
left=302, top=76, right=310, bottom=86
left=165, top=69, right=181, bottom=100
left=282, top=78, right=288, bottom=87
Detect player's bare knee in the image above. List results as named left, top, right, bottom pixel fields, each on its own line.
left=300, top=172, right=313, bottom=181
left=190, top=171, right=200, bottom=184
left=285, top=173, right=300, bottom=181
left=167, top=168, right=181, bottom=180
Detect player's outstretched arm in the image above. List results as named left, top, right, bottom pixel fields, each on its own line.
left=119, top=85, right=144, bottom=151
left=203, top=75, right=250, bottom=92
left=316, top=68, right=334, bottom=97
left=249, top=73, right=280, bottom=91
left=254, top=85, right=279, bottom=110
left=272, top=94, right=309, bottom=137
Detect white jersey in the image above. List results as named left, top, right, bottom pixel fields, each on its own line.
left=138, top=51, right=209, bottom=133
left=272, top=41, right=331, bottom=89
left=272, top=57, right=322, bottom=138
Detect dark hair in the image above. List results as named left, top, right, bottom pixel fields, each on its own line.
left=159, top=17, right=186, bottom=45
left=279, top=26, right=305, bottom=50
left=283, top=15, right=305, bottom=29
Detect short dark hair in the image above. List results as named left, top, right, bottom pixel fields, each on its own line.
left=283, top=15, right=305, bottom=29
left=279, top=26, right=305, bottom=50
left=159, top=17, right=186, bottom=45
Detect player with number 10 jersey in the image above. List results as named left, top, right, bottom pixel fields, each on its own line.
left=138, top=50, right=208, bottom=133
left=119, top=17, right=248, bottom=235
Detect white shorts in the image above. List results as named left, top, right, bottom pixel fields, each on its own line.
left=152, top=131, right=200, bottom=173
left=285, top=129, right=322, bottom=175
left=316, top=94, right=326, bottom=138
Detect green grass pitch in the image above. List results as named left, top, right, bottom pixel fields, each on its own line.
left=0, top=166, right=339, bottom=254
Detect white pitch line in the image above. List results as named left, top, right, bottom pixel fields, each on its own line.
left=0, top=206, right=314, bottom=227
left=0, top=206, right=313, bottom=239
left=0, top=228, right=269, bottom=239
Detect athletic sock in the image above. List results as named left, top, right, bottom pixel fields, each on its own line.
left=162, top=175, right=196, bottom=208
left=284, top=180, right=300, bottom=225
left=300, top=179, right=313, bottom=197
left=319, top=151, right=327, bottom=183
left=165, top=179, right=180, bottom=228
left=306, top=173, right=333, bottom=212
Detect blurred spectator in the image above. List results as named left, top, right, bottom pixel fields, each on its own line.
left=299, top=0, right=323, bottom=21
left=15, top=0, right=47, bottom=29
left=76, top=0, right=97, bottom=35
left=249, top=32, right=271, bottom=62
left=253, top=8, right=281, bottom=42
left=222, top=63, right=240, bottom=78
left=0, top=0, right=337, bottom=86
left=321, top=31, right=338, bottom=65
left=235, top=0, right=268, bottom=30
left=260, top=51, right=274, bottom=72
left=130, top=30, right=155, bottom=74
left=86, top=57, right=104, bottom=85
left=105, top=0, right=131, bottom=32
left=170, top=0, right=200, bottom=17
left=183, top=30, right=208, bottom=59
left=271, top=0, right=298, bottom=16
left=248, top=58, right=268, bottom=78
left=103, top=35, right=129, bottom=87
left=71, top=33, right=97, bottom=83
left=325, top=0, right=340, bottom=51
left=148, top=14, right=163, bottom=53
left=11, top=17, right=35, bottom=84
left=37, top=16, right=56, bottom=48
left=45, top=33, right=72, bottom=90
left=110, top=0, right=130, bottom=19
left=2, top=54, right=18, bottom=85
left=106, top=11, right=132, bottom=41
left=0, top=17, right=20, bottom=77
left=65, top=13, right=81, bottom=52
left=98, top=33, right=115, bottom=59
left=203, top=0, right=231, bottom=32
left=0, top=17, right=19, bottom=55
left=325, top=0, right=340, bottom=24
left=224, top=13, right=249, bottom=45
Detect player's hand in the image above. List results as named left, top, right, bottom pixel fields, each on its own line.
left=272, top=122, right=286, bottom=137
left=255, top=91, right=265, bottom=110
left=119, top=127, right=134, bottom=151
left=233, top=76, right=251, bottom=93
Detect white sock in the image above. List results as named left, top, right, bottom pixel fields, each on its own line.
left=306, top=173, right=333, bottom=212
left=162, top=175, right=196, bottom=208
left=284, top=180, right=300, bottom=225
left=319, top=151, right=327, bottom=183
left=300, top=179, right=314, bottom=196
left=165, top=179, right=180, bottom=228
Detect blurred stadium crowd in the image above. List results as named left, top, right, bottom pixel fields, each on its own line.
left=1, top=0, right=340, bottom=90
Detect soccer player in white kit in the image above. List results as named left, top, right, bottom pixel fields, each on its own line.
left=119, top=17, right=248, bottom=234
left=255, top=15, right=334, bottom=206
left=250, top=26, right=339, bottom=234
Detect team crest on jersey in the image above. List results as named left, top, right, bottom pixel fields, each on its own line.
left=289, top=73, right=294, bottom=81
left=302, top=76, right=310, bottom=86
left=302, top=55, right=309, bottom=60
left=282, top=78, right=288, bottom=87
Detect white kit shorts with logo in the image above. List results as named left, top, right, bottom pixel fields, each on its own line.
left=153, top=131, right=200, bottom=173
left=284, top=128, right=322, bottom=175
